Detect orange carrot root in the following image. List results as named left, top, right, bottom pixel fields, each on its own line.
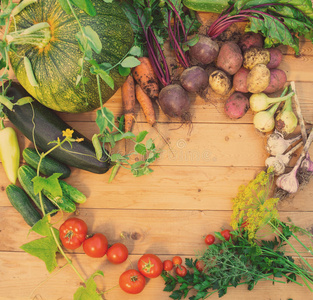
left=135, top=84, right=156, bottom=126
left=132, top=57, right=159, bottom=102
left=121, top=75, right=136, bottom=132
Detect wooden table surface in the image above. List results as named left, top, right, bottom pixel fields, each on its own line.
left=1, top=10, right=313, bottom=300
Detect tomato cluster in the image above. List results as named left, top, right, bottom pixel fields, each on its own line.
left=59, top=217, right=128, bottom=262
left=203, top=229, right=233, bottom=245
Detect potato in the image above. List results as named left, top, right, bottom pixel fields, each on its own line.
left=238, top=32, right=264, bottom=52
left=209, top=70, right=232, bottom=95
left=216, top=42, right=243, bottom=75
left=233, top=67, right=249, bottom=93
left=243, top=47, right=270, bottom=70
left=267, top=48, right=283, bottom=69
left=189, top=35, right=219, bottom=65
left=224, top=92, right=249, bottom=119
left=246, top=64, right=270, bottom=93
left=263, top=69, right=287, bottom=94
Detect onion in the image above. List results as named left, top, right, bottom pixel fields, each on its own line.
left=249, top=91, right=294, bottom=113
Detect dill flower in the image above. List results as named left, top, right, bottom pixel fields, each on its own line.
left=231, top=168, right=279, bottom=239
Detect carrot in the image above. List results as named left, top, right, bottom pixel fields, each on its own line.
left=121, top=75, right=136, bottom=132
left=132, top=57, right=159, bottom=102
left=135, top=84, right=156, bottom=126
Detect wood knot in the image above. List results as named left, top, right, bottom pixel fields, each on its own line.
left=131, top=232, right=142, bottom=240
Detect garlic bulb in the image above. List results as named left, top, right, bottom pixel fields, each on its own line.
left=266, top=130, right=302, bottom=156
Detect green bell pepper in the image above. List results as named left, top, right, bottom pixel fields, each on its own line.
left=0, top=120, right=20, bottom=184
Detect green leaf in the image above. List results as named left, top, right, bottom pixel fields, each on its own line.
left=30, top=213, right=60, bottom=237
left=111, top=153, right=127, bottom=162
left=98, top=70, right=114, bottom=89
left=21, top=236, right=58, bottom=273
left=57, top=0, right=72, bottom=14
left=102, top=0, right=113, bottom=2
left=113, top=131, right=136, bottom=142
left=74, top=271, right=104, bottom=300
left=135, top=143, right=147, bottom=155
left=121, top=56, right=141, bottom=68
left=82, top=26, right=102, bottom=54
left=0, top=58, right=6, bottom=69
left=70, top=0, right=97, bottom=16
left=129, top=45, right=142, bottom=56
left=136, top=130, right=148, bottom=142
left=96, top=108, right=115, bottom=133
left=118, top=65, right=131, bottom=77
left=76, top=31, right=93, bottom=58
left=32, top=173, right=63, bottom=197
left=146, top=138, right=154, bottom=150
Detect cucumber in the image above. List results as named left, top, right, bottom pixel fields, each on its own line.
left=59, top=180, right=87, bottom=204
left=6, top=184, right=41, bottom=227
left=42, top=190, right=77, bottom=213
left=4, top=82, right=111, bottom=174
left=23, top=148, right=71, bottom=179
left=183, top=0, right=229, bottom=13
left=17, top=165, right=57, bottom=215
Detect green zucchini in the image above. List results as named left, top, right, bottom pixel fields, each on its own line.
left=6, top=184, right=41, bottom=227
left=17, top=165, right=57, bottom=215
left=4, top=82, right=111, bottom=174
left=42, top=190, right=77, bottom=213
left=183, top=0, right=228, bottom=13
left=23, top=148, right=71, bottom=179
left=59, top=180, right=87, bottom=204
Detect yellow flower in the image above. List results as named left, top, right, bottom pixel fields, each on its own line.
left=62, top=129, right=74, bottom=138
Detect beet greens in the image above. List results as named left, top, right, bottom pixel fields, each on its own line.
left=207, top=1, right=313, bottom=55
left=121, top=0, right=200, bottom=86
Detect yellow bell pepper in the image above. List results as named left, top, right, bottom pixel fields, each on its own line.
left=0, top=120, right=20, bottom=184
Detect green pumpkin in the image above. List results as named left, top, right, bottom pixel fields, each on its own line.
left=9, top=0, right=134, bottom=113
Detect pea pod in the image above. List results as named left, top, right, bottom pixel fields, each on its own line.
left=0, top=120, right=20, bottom=184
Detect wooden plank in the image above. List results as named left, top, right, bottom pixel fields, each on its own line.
left=2, top=165, right=313, bottom=212
left=1, top=252, right=313, bottom=300
left=1, top=207, right=313, bottom=254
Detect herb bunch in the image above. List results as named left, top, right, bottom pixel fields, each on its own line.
left=162, top=169, right=313, bottom=299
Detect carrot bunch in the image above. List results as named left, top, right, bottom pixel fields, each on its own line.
left=121, top=57, right=159, bottom=132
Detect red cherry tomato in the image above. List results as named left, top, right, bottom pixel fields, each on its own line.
left=138, top=254, right=163, bottom=278
left=172, top=256, right=182, bottom=266
left=204, top=234, right=215, bottom=245
left=83, top=233, right=108, bottom=258
left=196, top=260, right=205, bottom=272
left=163, top=260, right=174, bottom=271
left=59, top=217, right=88, bottom=250
left=119, top=269, right=145, bottom=294
left=107, top=243, right=128, bottom=264
left=221, top=229, right=232, bottom=241
left=175, top=265, right=187, bottom=277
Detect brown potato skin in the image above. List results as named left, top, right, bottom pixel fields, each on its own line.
left=216, top=42, right=243, bottom=75
left=209, top=70, right=232, bottom=96
left=267, top=48, right=283, bottom=69
left=263, top=69, right=287, bottom=94
left=224, top=92, right=250, bottom=119
left=238, top=32, right=264, bottom=52
left=243, top=47, right=270, bottom=70
left=247, top=64, right=270, bottom=93
left=233, top=67, right=249, bottom=93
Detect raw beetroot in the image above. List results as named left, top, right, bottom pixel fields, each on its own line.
left=158, top=84, right=191, bottom=118
left=180, top=66, right=209, bottom=93
left=224, top=92, right=249, bottom=119
left=238, top=32, right=264, bottom=52
left=189, top=35, right=219, bottom=65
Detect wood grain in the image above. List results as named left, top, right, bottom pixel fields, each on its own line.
left=1, top=6, right=313, bottom=300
